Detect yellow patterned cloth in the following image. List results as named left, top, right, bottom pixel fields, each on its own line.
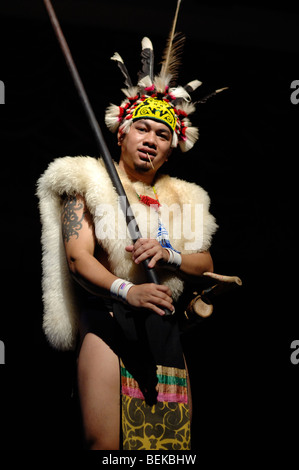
left=122, top=395, right=190, bottom=450
left=121, top=360, right=191, bottom=450
left=132, top=97, right=177, bottom=131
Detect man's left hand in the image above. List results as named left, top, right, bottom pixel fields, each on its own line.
left=125, top=238, right=169, bottom=268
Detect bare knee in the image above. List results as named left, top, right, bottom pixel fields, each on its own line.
left=86, top=435, right=120, bottom=450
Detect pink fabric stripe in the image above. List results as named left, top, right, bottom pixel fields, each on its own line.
left=122, top=386, right=188, bottom=404
left=122, top=386, right=145, bottom=400
left=157, top=392, right=188, bottom=404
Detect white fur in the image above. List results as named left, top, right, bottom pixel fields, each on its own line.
left=37, top=156, right=217, bottom=350
left=104, top=104, right=121, bottom=132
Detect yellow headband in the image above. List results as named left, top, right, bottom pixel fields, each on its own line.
left=132, top=97, right=177, bottom=132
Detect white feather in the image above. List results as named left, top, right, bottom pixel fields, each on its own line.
left=186, top=79, right=202, bottom=91
left=179, top=125, right=199, bottom=152
left=111, top=52, right=124, bottom=63
left=175, top=101, right=196, bottom=115
left=119, top=119, right=132, bottom=135
left=171, top=132, right=178, bottom=148
left=154, top=73, right=171, bottom=93
left=138, top=76, right=153, bottom=89
left=142, top=37, right=153, bottom=50
left=105, top=104, right=120, bottom=132
left=169, top=86, right=191, bottom=101
left=121, top=86, right=139, bottom=98
left=216, top=87, right=229, bottom=93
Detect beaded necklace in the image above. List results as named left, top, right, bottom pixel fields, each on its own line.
left=135, top=186, right=179, bottom=252
left=136, top=185, right=161, bottom=210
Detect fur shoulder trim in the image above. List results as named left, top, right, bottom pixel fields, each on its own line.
left=155, top=174, right=218, bottom=253
left=37, top=156, right=217, bottom=350
left=37, top=155, right=107, bottom=200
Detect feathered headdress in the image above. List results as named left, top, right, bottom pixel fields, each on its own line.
left=105, top=0, right=226, bottom=152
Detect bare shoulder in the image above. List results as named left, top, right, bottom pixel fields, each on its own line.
left=61, top=194, right=93, bottom=243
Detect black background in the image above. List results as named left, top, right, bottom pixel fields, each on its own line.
left=0, top=0, right=298, bottom=450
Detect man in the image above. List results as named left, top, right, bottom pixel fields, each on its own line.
left=37, top=35, right=218, bottom=450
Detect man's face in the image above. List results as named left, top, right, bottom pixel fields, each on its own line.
left=118, top=119, right=173, bottom=178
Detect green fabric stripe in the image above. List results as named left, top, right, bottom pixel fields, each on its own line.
left=121, top=366, right=187, bottom=387
left=156, top=374, right=187, bottom=387
left=121, top=365, right=134, bottom=379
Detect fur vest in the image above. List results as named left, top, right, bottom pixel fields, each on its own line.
left=37, top=156, right=217, bottom=350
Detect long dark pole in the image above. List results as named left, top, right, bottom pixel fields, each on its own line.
left=43, top=0, right=171, bottom=314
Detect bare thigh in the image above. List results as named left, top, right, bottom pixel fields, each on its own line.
left=77, top=333, right=120, bottom=450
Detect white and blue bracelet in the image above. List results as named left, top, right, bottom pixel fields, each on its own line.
left=164, top=248, right=182, bottom=269
left=110, top=278, right=134, bottom=302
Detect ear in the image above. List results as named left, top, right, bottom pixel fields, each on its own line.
left=117, top=130, right=125, bottom=146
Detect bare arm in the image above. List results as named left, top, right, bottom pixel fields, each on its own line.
left=62, top=194, right=174, bottom=316
left=180, top=251, right=213, bottom=276
left=62, top=194, right=117, bottom=292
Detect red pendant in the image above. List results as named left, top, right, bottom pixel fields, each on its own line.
left=139, top=195, right=161, bottom=208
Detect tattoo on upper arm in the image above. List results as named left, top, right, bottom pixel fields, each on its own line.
left=62, top=196, right=85, bottom=242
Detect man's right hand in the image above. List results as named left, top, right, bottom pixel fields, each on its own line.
left=126, top=283, right=174, bottom=316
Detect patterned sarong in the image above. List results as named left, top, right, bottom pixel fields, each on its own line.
left=121, top=361, right=190, bottom=450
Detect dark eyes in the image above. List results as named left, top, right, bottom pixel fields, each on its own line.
left=136, top=126, right=169, bottom=140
